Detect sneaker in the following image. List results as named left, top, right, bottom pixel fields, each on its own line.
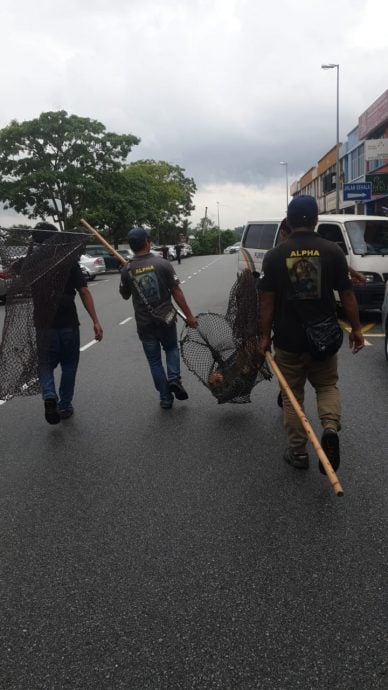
left=168, top=379, right=189, bottom=400
left=160, top=397, right=174, bottom=409
left=59, top=408, right=74, bottom=420
left=283, top=447, right=309, bottom=470
left=320, top=428, right=340, bottom=475
left=44, top=398, right=60, bottom=425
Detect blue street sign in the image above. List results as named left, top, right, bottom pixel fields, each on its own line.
left=343, top=182, right=372, bottom=202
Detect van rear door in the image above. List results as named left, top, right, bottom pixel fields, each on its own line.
left=238, top=222, right=279, bottom=276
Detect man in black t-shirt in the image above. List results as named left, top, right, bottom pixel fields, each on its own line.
left=33, top=223, right=103, bottom=424
left=259, top=196, right=364, bottom=473
left=120, top=227, right=197, bottom=409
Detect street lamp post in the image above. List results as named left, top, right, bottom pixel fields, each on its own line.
left=280, top=161, right=289, bottom=212
left=322, top=63, right=340, bottom=214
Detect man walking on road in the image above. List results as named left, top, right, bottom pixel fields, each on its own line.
left=259, top=196, right=364, bottom=473
left=32, top=222, right=103, bottom=424
left=120, top=227, right=197, bottom=409
left=174, top=242, right=182, bottom=264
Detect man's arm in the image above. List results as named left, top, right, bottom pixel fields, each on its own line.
left=171, top=286, right=198, bottom=328
left=78, top=287, right=103, bottom=341
left=338, top=289, right=364, bottom=353
left=259, top=291, right=275, bottom=353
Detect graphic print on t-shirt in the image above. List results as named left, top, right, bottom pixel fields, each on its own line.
left=286, top=254, right=321, bottom=300
left=134, top=265, right=161, bottom=303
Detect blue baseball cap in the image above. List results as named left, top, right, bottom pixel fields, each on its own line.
left=287, top=195, right=318, bottom=228
left=127, top=226, right=149, bottom=251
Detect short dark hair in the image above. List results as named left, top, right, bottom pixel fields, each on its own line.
left=32, top=221, right=59, bottom=243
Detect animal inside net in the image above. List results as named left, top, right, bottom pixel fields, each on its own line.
left=180, top=270, right=271, bottom=403
left=0, top=227, right=88, bottom=400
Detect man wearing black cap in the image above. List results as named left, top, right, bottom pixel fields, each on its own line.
left=32, top=222, right=103, bottom=424
left=259, top=196, right=364, bottom=474
left=120, top=226, right=197, bottom=409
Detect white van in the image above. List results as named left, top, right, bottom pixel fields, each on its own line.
left=238, top=214, right=388, bottom=310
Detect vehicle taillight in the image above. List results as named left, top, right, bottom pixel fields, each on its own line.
left=95, top=258, right=104, bottom=265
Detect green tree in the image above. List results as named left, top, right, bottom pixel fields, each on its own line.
left=88, top=160, right=197, bottom=247
left=0, top=110, right=140, bottom=230
left=191, top=228, right=239, bottom=255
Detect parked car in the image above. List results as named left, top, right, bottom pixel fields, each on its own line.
left=181, top=243, right=193, bottom=257
left=224, top=242, right=241, bottom=254
left=85, top=245, right=125, bottom=271
left=118, top=249, right=133, bottom=263
left=382, top=280, right=388, bottom=361
left=152, top=245, right=176, bottom=260
left=0, top=263, right=8, bottom=303
left=79, top=254, right=105, bottom=280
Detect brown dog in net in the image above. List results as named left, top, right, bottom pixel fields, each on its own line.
left=180, top=269, right=271, bottom=403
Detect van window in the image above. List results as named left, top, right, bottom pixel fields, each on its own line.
left=344, top=219, right=388, bottom=255
left=317, top=223, right=348, bottom=255
left=243, top=223, right=278, bottom=249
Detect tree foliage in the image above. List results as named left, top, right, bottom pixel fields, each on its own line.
left=191, top=228, right=239, bottom=255
left=87, top=160, right=197, bottom=246
left=0, top=111, right=140, bottom=230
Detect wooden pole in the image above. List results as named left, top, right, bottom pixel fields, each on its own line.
left=265, top=351, right=344, bottom=497
left=80, top=219, right=128, bottom=265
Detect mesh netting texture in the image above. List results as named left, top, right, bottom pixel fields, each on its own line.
left=180, top=270, right=272, bottom=403
left=0, top=228, right=88, bottom=400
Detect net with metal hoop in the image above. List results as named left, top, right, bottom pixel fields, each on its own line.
left=0, top=227, right=88, bottom=401
left=180, top=269, right=272, bottom=403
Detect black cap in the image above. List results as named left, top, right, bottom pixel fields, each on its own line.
left=287, top=195, right=318, bottom=229
left=127, top=226, right=149, bottom=252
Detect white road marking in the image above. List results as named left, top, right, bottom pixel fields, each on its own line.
left=80, top=339, right=98, bottom=352
left=119, top=317, right=133, bottom=325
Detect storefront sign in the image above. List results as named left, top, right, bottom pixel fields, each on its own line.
left=365, top=139, right=388, bottom=161
left=366, top=174, right=388, bottom=195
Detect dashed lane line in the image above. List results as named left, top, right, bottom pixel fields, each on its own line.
left=119, top=317, right=133, bottom=325
left=80, top=339, right=98, bottom=352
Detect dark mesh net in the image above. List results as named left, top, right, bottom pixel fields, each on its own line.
left=0, top=227, right=88, bottom=400
left=180, top=270, right=271, bottom=403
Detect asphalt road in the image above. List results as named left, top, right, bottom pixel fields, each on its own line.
left=0, top=255, right=387, bottom=689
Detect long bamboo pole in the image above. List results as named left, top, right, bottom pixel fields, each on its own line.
left=265, top=351, right=344, bottom=497
left=80, top=219, right=128, bottom=265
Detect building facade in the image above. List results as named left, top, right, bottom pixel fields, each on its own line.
left=291, top=89, right=388, bottom=215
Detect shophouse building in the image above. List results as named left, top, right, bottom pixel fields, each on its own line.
left=291, top=89, right=388, bottom=215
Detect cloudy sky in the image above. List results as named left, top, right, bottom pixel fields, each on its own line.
left=0, top=0, right=387, bottom=229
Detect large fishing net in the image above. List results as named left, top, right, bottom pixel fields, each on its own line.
left=180, top=269, right=272, bottom=403
left=0, top=227, right=88, bottom=400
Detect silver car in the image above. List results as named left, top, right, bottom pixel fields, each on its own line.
left=382, top=280, right=388, bottom=361
left=79, top=254, right=106, bottom=280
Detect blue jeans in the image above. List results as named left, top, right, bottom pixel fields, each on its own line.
left=140, top=324, right=180, bottom=401
left=37, top=328, right=80, bottom=410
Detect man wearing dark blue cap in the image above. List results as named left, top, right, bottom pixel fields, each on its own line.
left=120, top=226, right=197, bottom=409
left=259, top=196, right=364, bottom=474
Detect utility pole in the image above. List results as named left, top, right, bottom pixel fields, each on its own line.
left=202, top=206, right=208, bottom=233
left=217, top=201, right=221, bottom=254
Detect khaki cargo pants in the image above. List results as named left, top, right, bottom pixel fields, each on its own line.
left=275, top=348, right=341, bottom=452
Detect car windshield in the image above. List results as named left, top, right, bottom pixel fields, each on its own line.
left=345, top=219, right=388, bottom=255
